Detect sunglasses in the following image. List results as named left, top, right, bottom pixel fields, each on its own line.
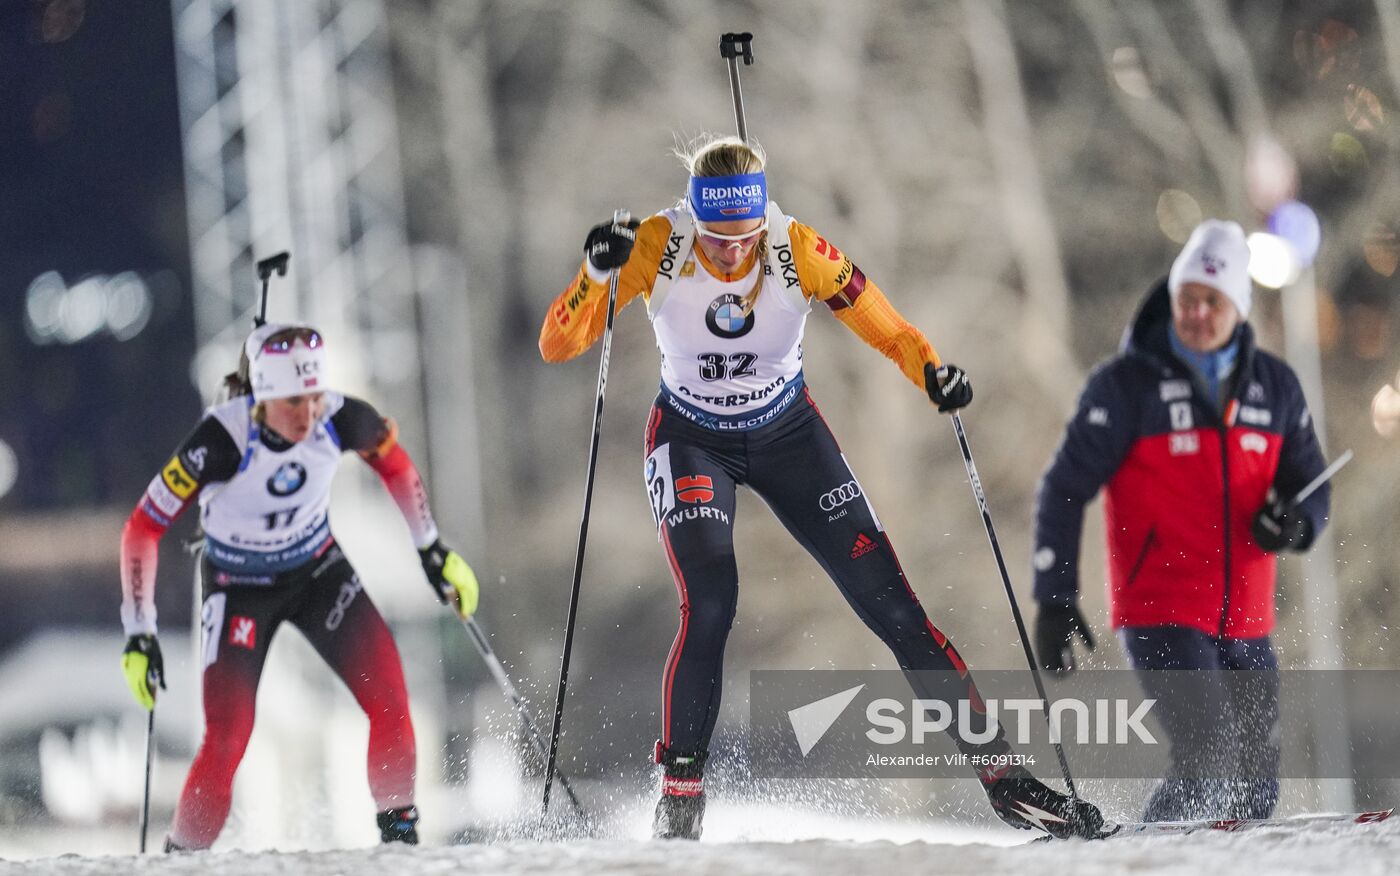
left=261, top=327, right=323, bottom=354
left=697, top=220, right=767, bottom=249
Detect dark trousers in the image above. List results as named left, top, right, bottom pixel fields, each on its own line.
left=644, top=390, right=998, bottom=759
left=1120, top=625, right=1279, bottom=821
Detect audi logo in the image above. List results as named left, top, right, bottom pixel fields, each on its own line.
left=819, top=481, right=862, bottom=511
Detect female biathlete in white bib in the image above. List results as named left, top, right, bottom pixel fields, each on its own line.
left=540, top=137, right=1103, bottom=840
left=118, top=324, right=480, bottom=850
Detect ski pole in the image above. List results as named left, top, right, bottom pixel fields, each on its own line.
left=719, top=32, right=754, bottom=142
left=1285, top=448, right=1351, bottom=510
left=543, top=209, right=629, bottom=815
left=139, top=701, right=156, bottom=853
left=948, top=412, right=1079, bottom=798
left=254, top=251, right=290, bottom=327
left=460, top=616, right=587, bottom=820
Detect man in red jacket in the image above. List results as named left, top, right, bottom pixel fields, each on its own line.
left=1031, top=220, right=1331, bottom=821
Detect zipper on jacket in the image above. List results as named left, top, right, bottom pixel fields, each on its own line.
left=1218, top=423, right=1233, bottom=637
left=1125, top=526, right=1157, bottom=588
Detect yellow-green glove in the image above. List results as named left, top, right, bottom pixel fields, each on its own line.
left=419, top=539, right=480, bottom=619
left=121, top=634, right=166, bottom=710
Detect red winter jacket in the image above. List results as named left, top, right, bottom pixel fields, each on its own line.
left=1032, top=282, right=1330, bottom=638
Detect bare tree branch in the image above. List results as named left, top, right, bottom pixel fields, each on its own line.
left=960, top=0, right=1083, bottom=402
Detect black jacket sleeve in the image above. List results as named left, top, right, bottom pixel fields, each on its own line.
left=330, top=396, right=392, bottom=455
left=1032, top=361, right=1139, bottom=606
left=172, top=415, right=242, bottom=487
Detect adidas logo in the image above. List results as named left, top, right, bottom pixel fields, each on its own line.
left=850, top=533, right=877, bottom=559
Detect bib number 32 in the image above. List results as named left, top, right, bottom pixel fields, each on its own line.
left=698, top=352, right=757, bottom=382
left=644, top=443, right=676, bottom=537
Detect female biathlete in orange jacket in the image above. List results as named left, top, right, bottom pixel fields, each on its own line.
left=540, top=136, right=1103, bottom=840
left=118, top=323, right=479, bottom=850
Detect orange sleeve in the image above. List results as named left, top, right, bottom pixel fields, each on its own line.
left=538, top=213, right=671, bottom=363
left=788, top=221, right=940, bottom=390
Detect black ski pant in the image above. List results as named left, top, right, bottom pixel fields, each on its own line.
left=643, top=390, right=1000, bottom=763
left=1121, top=625, right=1279, bottom=821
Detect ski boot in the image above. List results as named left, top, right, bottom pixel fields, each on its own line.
left=652, top=743, right=707, bottom=840
left=980, top=763, right=1104, bottom=839
left=377, top=804, right=421, bottom=844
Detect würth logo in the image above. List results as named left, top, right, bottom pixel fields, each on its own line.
left=814, top=236, right=843, bottom=262
left=850, top=533, right=877, bottom=559
left=229, top=616, right=257, bottom=650
left=676, top=475, right=715, bottom=504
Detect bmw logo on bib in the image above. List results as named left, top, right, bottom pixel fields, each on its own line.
left=267, top=461, right=308, bottom=497
left=705, top=294, right=755, bottom=339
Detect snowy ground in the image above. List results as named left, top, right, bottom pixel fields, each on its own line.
left=3, top=806, right=1397, bottom=875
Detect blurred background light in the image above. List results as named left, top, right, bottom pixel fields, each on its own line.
left=1110, top=46, right=1151, bottom=99
left=1293, top=21, right=1359, bottom=81
left=1344, top=83, right=1384, bottom=131
left=1329, top=132, right=1369, bottom=176
left=1155, top=189, right=1202, bottom=244
left=39, top=0, right=85, bottom=44
left=1268, top=200, right=1322, bottom=266
left=1372, top=381, right=1400, bottom=437
left=24, top=271, right=154, bottom=345
left=103, top=272, right=154, bottom=340
left=1245, top=136, right=1298, bottom=214
left=1363, top=223, right=1398, bottom=277
left=1247, top=231, right=1302, bottom=289
left=0, top=439, right=16, bottom=501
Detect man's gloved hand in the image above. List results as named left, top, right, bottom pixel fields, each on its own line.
left=584, top=217, right=641, bottom=272
left=924, top=363, right=973, bottom=413
left=419, top=539, right=480, bottom=619
left=121, top=634, right=166, bottom=710
left=1034, top=603, right=1096, bottom=673
left=1252, top=500, right=1311, bottom=553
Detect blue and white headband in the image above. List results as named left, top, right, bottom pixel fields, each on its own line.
left=687, top=171, right=767, bottom=223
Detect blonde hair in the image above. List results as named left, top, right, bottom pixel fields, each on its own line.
left=676, top=135, right=768, bottom=314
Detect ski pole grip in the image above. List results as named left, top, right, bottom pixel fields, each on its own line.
left=720, top=32, right=754, bottom=65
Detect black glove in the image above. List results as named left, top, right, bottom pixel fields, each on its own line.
left=584, top=217, right=641, bottom=271
left=1034, top=603, right=1095, bottom=673
left=924, top=363, right=973, bottom=413
left=121, top=634, right=166, bottom=710
left=1252, top=500, right=1311, bottom=553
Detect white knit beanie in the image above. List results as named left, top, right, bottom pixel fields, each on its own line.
left=1168, top=219, right=1253, bottom=318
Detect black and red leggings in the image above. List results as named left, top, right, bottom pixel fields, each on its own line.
left=169, top=541, right=415, bottom=849
left=643, top=390, right=998, bottom=758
